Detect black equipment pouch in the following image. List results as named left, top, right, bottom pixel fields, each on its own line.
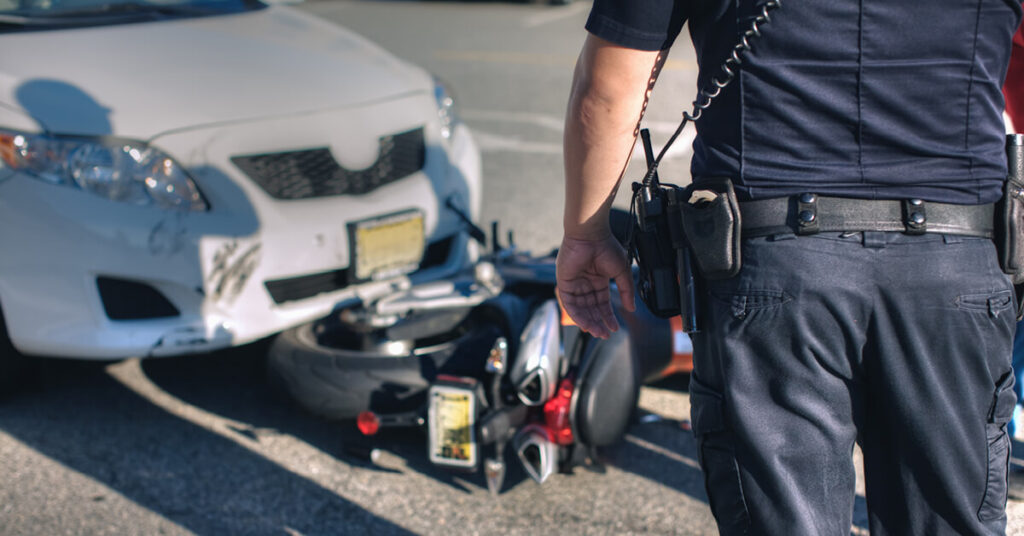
left=630, top=130, right=701, bottom=331
left=679, top=178, right=742, bottom=280
left=632, top=182, right=684, bottom=319
left=996, top=134, right=1024, bottom=319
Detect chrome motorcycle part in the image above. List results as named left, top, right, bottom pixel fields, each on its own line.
left=512, top=423, right=558, bottom=484
left=510, top=299, right=562, bottom=406
left=484, top=458, right=506, bottom=496
left=374, top=261, right=504, bottom=317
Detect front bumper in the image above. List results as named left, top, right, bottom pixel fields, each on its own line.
left=0, top=95, right=482, bottom=360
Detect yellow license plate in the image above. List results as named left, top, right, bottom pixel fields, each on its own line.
left=351, top=211, right=425, bottom=281
left=428, top=384, right=477, bottom=469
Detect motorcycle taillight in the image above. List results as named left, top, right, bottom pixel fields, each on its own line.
left=543, top=378, right=575, bottom=446
left=357, top=411, right=381, bottom=436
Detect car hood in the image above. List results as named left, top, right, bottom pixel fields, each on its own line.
left=0, top=6, right=430, bottom=139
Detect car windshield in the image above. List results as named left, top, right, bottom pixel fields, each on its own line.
left=0, top=0, right=264, bottom=29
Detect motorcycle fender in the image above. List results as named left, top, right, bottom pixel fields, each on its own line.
left=570, top=329, right=639, bottom=447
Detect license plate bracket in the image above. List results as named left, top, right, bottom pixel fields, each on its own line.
left=348, top=210, right=425, bottom=282
left=427, top=381, right=478, bottom=469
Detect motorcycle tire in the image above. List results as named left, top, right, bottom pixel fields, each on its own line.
left=267, top=317, right=503, bottom=420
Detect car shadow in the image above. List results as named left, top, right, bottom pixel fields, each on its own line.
left=142, top=344, right=679, bottom=500
left=140, top=342, right=530, bottom=495
left=0, top=357, right=415, bottom=535
left=139, top=344, right=878, bottom=535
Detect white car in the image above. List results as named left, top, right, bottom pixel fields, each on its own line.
left=0, top=0, right=482, bottom=384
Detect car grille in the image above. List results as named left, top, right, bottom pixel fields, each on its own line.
left=231, top=128, right=426, bottom=199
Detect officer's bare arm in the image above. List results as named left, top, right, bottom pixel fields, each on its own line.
left=563, top=34, right=666, bottom=241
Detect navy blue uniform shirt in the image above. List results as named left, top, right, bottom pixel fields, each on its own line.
left=587, top=0, right=1024, bottom=203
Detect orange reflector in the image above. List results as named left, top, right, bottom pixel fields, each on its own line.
left=357, top=411, right=381, bottom=436
left=660, top=316, right=694, bottom=377
left=0, top=133, right=19, bottom=168
left=560, top=307, right=576, bottom=327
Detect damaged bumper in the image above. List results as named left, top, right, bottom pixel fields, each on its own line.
left=0, top=99, right=482, bottom=360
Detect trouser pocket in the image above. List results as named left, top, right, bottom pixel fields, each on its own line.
left=979, top=371, right=1016, bottom=522
left=690, top=377, right=750, bottom=534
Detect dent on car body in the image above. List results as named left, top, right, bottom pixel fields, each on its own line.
left=147, top=212, right=190, bottom=256
left=150, top=322, right=235, bottom=357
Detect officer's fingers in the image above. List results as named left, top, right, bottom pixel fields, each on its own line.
left=614, top=270, right=636, bottom=313
left=556, top=287, right=609, bottom=339
left=576, top=307, right=610, bottom=339
left=583, top=296, right=613, bottom=339
left=595, top=292, right=619, bottom=335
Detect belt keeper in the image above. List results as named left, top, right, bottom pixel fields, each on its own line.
left=903, top=199, right=927, bottom=235
left=795, top=193, right=819, bottom=235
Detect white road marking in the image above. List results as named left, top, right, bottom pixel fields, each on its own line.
left=623, top=434, right=701, bottom=470
left=433, top=50, right=694, bottom=71
left=472, top=129, right=562, bottom=155
left=523, top=2, right=590, bottom=28
left=472, top=128, right=693, bottom=161
left=107, top=359, right=259, bottom=440
left=433, top=50, right=578, bottom=67
left=464, top=109, right=696, bottom=160
left=464, top=109, right=691, bottom=135
left=463, top=109, right=565, bottom=131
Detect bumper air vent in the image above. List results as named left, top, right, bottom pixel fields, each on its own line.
left=97, top=277, right=180, bottom=320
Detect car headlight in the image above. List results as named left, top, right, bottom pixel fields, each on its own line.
left=0, top=129, right=208, bottom=212
left=433, top=76, right=460, bottom=140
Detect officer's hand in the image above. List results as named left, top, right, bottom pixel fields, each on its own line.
left=555, top=234, right=636, bottom=339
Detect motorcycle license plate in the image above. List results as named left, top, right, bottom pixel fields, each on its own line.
left=427, top=384, right=477, bottom=469
left=349, top=210, right=425, bottom=281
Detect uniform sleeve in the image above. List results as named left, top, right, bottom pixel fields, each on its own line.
left=584, top=0, right=689, bottom=51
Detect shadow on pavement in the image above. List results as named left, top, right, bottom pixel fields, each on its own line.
left=0, top=356, right=415, bottom=535
left=139, top=342, right=531, bottom=495
left=136, top=339, right=873, bottom=532
left=604, top=411, right=708, bottom=501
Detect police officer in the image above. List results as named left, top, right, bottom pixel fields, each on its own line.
left=556, top=1, right=1023, bottom=534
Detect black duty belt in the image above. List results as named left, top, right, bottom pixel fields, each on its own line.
left=739, top=194, right=994, bottom=238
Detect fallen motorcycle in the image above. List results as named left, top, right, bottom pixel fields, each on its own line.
left=266, top=223, right=690, bottom=494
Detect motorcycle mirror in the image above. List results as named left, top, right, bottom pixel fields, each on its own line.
left=485, top=337, right=508, bottom=374
left=491, top=220, right=502, bottom=252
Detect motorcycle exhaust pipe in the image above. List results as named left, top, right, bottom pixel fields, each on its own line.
left=510, top=300, right=563, bottom=406
left=512, top=424, right=558, bottom=484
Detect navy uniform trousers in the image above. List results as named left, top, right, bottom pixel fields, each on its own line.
left=690, top=231, right=1017, bottom=535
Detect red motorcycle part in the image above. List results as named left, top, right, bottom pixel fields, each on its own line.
left=543, top=378, right=576, bottom=446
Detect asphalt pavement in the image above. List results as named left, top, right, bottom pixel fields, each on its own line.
left=3, top=1, right=1024, bottom=535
